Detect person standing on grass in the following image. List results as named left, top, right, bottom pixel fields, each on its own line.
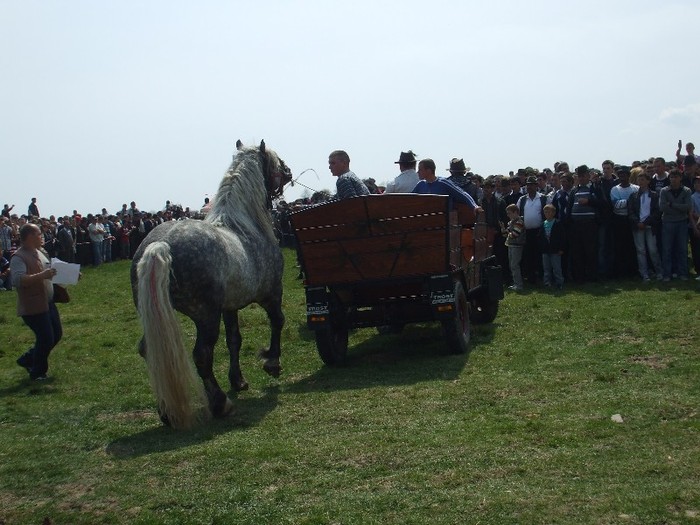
left=567, top=165, right=602, bottom=283
left=87, top=214, right=105, bottom=266
left=517, top=176, right=545, bottom=285
left=609, top=165, right=639, bottom=279
left=10, top=223, right=62, bottom=381
left=628, top=172, right=663, bottom=282
left=538, top=204, right=566, bottom=290
left=502, top=203, right=526, bottom=291
left=659, top=169, right=692, bottom=281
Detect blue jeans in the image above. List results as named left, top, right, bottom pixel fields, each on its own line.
left=662, top=221, right=688, bottom=278
left=91, top=240, right=103, bottom=266
left=102, top=239, right=112, bottom=263
left=542, top=253, right=564, bottom=287
left=508, top=245, right=524, bottom=289
left=21, top=302, right=62, bottom=377
left=632, top=227, right=662, bottom=278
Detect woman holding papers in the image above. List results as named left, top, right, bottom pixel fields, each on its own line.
left=10, top=223, right=63, bottom=381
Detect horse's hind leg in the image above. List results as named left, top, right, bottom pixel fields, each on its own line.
left=223, top=310, right=248, bottom=391
left=258, top=294, right=285, bottom=378
left=192, top=317, right=233, bottom=418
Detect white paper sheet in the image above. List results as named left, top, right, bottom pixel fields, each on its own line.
left=51, top=258, right=81, bottom=285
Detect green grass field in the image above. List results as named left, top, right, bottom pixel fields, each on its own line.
left=0, top=250, right=698, bottom=524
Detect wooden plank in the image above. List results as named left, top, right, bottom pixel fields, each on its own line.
left=292, top=194, right=451, bottom=241
left=303, top=229, right=450, bottom=286
left=365, top=194, right=449, bottom=235
left=291, top=198, right=370, bottom=242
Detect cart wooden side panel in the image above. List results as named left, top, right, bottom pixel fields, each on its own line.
left=291, top=194, right=462, bottom=286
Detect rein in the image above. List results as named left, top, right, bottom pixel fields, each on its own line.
left=259, top=149, right=274, bottom=210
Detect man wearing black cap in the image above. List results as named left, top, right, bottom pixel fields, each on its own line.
left=610, top=165, right=639, bottom=278
left=517, top=176, right=546, bottom=284
left=385, top=150, right=419, bottom=193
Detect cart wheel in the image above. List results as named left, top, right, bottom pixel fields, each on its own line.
left=442, top=281, right=470, bottom=354
left=470, top=295, right=499, bottom=324
left=315, top=324, right=349, bottom=366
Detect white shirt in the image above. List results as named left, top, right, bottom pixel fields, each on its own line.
left=385, top=169, right=419, bottom=193
left=639, top=190, right=651, bottom=223
left=522, top=193, right=543, bottom=229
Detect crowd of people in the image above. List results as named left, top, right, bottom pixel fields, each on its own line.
left=4, top=141, right=700, bottom=292
left=0, top=199, right=206, bottom=286
left=4, top=144, right=699, bottom=382
left=277, top=143, right=700, bottom=289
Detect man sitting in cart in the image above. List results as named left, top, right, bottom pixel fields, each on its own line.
left=413, top=158, right=482, bottom=212
left=328, top=150, right=370, bottom=200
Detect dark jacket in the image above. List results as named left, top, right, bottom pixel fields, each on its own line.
left=538, top=219, right=566, bottom=254
left=567, top=183, right=603, bottom=222
left=627, top=189, right=661, bottom=235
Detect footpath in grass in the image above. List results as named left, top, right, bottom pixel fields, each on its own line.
left=0, top=252, right=698, bottom=524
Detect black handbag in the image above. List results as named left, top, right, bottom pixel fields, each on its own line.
left=53, top=284, right=70, bottom=304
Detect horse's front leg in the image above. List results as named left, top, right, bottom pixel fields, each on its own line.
left=223, top=310, right=248, bottom=391
left=258, top=294, right=284, bottom=378
left=193, top=316, right=233, bottom=418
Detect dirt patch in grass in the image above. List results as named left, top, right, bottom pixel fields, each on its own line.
left=629, top=355, right=671, bottom=370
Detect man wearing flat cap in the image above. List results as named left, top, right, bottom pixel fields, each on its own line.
left=566, top=165, right=603, bottom=283
left=385, top=150, right=419, bottom=193
left=446, top=158, right=478, bottom=201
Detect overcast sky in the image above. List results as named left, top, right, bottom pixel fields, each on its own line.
left=2, top=0, right=699, bottom=217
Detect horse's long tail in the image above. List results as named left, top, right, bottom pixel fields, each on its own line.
left=136, top=241, right=209, bottom=429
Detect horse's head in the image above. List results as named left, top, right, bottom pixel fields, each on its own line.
left=239, top=140, right=293, bottom=201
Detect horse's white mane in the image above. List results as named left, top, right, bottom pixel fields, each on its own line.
left=205, top=146, right=278, bottom=241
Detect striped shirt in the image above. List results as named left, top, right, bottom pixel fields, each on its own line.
left=336, top=171, right=370, bottom=200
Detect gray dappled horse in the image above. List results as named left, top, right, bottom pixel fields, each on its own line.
left=130, top=141, right=292, bottom=429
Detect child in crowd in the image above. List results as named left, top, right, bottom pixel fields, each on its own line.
left=502, top=204, right=526, bottom=291
left=538, top=204, right=566, bottom=290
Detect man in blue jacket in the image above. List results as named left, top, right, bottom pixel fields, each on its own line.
left=412, top=158, right=480, bottom=211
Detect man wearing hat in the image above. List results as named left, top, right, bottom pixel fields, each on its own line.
left=385, top=150, right=419, bottom=193
left=516, top=176, right=546, bottom=284
left=446, top=158, right=478, bottom=200
left=566, top=165, right=602, bottom=283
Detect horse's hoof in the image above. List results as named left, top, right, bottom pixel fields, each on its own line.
left=262, top=361, right=281, bottom=378
left=233, top=380, right=249, bottom=392
left=157, top=409, right=172, bottom=427
left=213, top=397, right=234, bottom=418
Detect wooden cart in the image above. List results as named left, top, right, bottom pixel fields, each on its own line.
left=290, top=194, right=503, bottom=364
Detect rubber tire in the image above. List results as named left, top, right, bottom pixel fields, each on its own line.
left=442, top=281, right=471, bottom=354
left=470, top=295, right=499, bottom=324
left=314, top=323, right=349, bottom=366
